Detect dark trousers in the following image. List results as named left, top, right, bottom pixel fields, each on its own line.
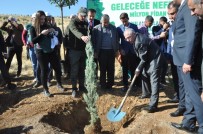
left=181, top=66, right=203, bottom=133
left=69, top=49, right=86, bottom=89
left=142, top=68, right=160, bottom=108
left=36, top=49, right=62, bottom=90
left=6, top=46, right=22, bottom=75
left=0, top=54, right=11, bottom=83
left=170, top=59, right=179, bottom=98
left=121, top=52, right=141, bottom=87
left=160, top=54, right=168, bottom=83
left=98, top=49, right=115, bottom=87
left=176, top=66, right=186, bottom=110
left=64, top=49, right=71, bottom=77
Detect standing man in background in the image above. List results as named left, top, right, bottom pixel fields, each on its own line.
left=92, top=14, right=119, bottom=90
left=87, top=8, right=100, bottom=79
left=171, top=0, right=203, bottom=134
left=0, top=30, right=16, bottom=90
left=187, top=0, right=203, bottom=104
left=0, top=16, right=24, bottom=78
left=117, top=12, right=141, bottom=92
left=67, top=7, right=89, bottom=97
left=166, top=1, right=179, bottom=103
left=87, top=9, right=100, bottom=35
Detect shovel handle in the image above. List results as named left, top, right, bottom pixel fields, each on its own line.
left=116, top=74, right=138, bottom=112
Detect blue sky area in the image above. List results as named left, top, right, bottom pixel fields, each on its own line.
left=0, top=0, right=87, bottom=16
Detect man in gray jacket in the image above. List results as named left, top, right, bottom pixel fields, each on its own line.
left=124, top=28, right=163, bottom=113
left=92, top=14, right=119, bottom=90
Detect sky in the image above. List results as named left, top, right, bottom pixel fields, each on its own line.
left=0, top=0, right=87, bottom=17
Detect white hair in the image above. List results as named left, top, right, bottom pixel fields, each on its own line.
left=124, top=28, right=136, bottom=35
left=100, top=14, right=110, bottom=22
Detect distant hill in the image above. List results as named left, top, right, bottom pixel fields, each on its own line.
left=0, top=14, right=70, bottom=36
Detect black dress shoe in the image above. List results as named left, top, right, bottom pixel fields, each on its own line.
left=139, top=94, right=151, bottom=99
left=170, top=109, right=185, bottom=117
left=142, top=106, right=158, bottom=113
left=171, top=122, right=196, bottom=133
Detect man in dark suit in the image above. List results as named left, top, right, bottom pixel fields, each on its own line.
left=152, top=16, right=168, bottom=48
left=87, top=8, right=100, bottom=79
left=124, top=28, right=164, bottom=113
left=171, top=0, right=203, bottom=133
left=166, top=1, right=179, bottom=103
left=152, top=16, right=168, bottom=84
left=0, top=30, right=16, bottom=90
left=187, top=0, right=203, bottom=103
left=87, top=8, right=100, bottom=35
left=117, top=12, right=141, bottom=92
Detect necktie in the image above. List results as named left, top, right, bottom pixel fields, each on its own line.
left=89, top=20, right=93, bottom=29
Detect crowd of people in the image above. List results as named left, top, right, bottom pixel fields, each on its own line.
left=0, top=0, right=203, bottom=133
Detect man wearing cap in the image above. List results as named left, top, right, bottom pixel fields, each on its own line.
left=65, top=7, right=89, bottom=97
left=0, top=16, right=24, bottom=78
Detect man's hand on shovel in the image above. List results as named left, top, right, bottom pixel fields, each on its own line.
left=135, top=69, right=140, bottom=76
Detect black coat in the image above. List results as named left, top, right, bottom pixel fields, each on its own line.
left=0, top=31, right=6, bottom=53
left=89, top=19, right=100, bottom=35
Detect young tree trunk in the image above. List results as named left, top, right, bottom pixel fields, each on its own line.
left=60, top=6, right=64, bottom=35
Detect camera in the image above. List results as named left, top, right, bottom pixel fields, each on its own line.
left=48, top=31, right=58, bottom=38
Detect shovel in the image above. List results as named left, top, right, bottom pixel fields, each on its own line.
left=107, top=74, right=138, bottom=122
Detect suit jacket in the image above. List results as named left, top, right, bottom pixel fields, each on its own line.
left=152, top=25, right=162, bottom=46
left=133, top=33, right=163, bottom=72
left=92, top=24, right=119, bottom=55
left=117, top=23, right=139, bottom=54
left=172, top=0, right=198, bottom=66
left=89, top=19, right=100, bottom=35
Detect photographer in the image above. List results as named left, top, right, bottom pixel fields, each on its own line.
left=0, top=30, right=16, bottom=90
left=0, top=16, right=24, bottom=78
left=30, top=10, right=64, bottom=97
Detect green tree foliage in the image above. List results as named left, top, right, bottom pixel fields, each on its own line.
left=47, top=0, right=78, bottom=35
left=87, top=0, right=104, bottom=20
left=83, top=38, right=100, bottom=126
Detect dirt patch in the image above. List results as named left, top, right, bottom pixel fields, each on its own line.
left=40, top=101, right=90, bottom=133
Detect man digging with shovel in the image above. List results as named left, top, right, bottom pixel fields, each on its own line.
left=124, top=28, right=164, bottom=113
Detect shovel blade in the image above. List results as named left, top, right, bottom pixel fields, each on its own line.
left=107, top=107, right=126, bottom=122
